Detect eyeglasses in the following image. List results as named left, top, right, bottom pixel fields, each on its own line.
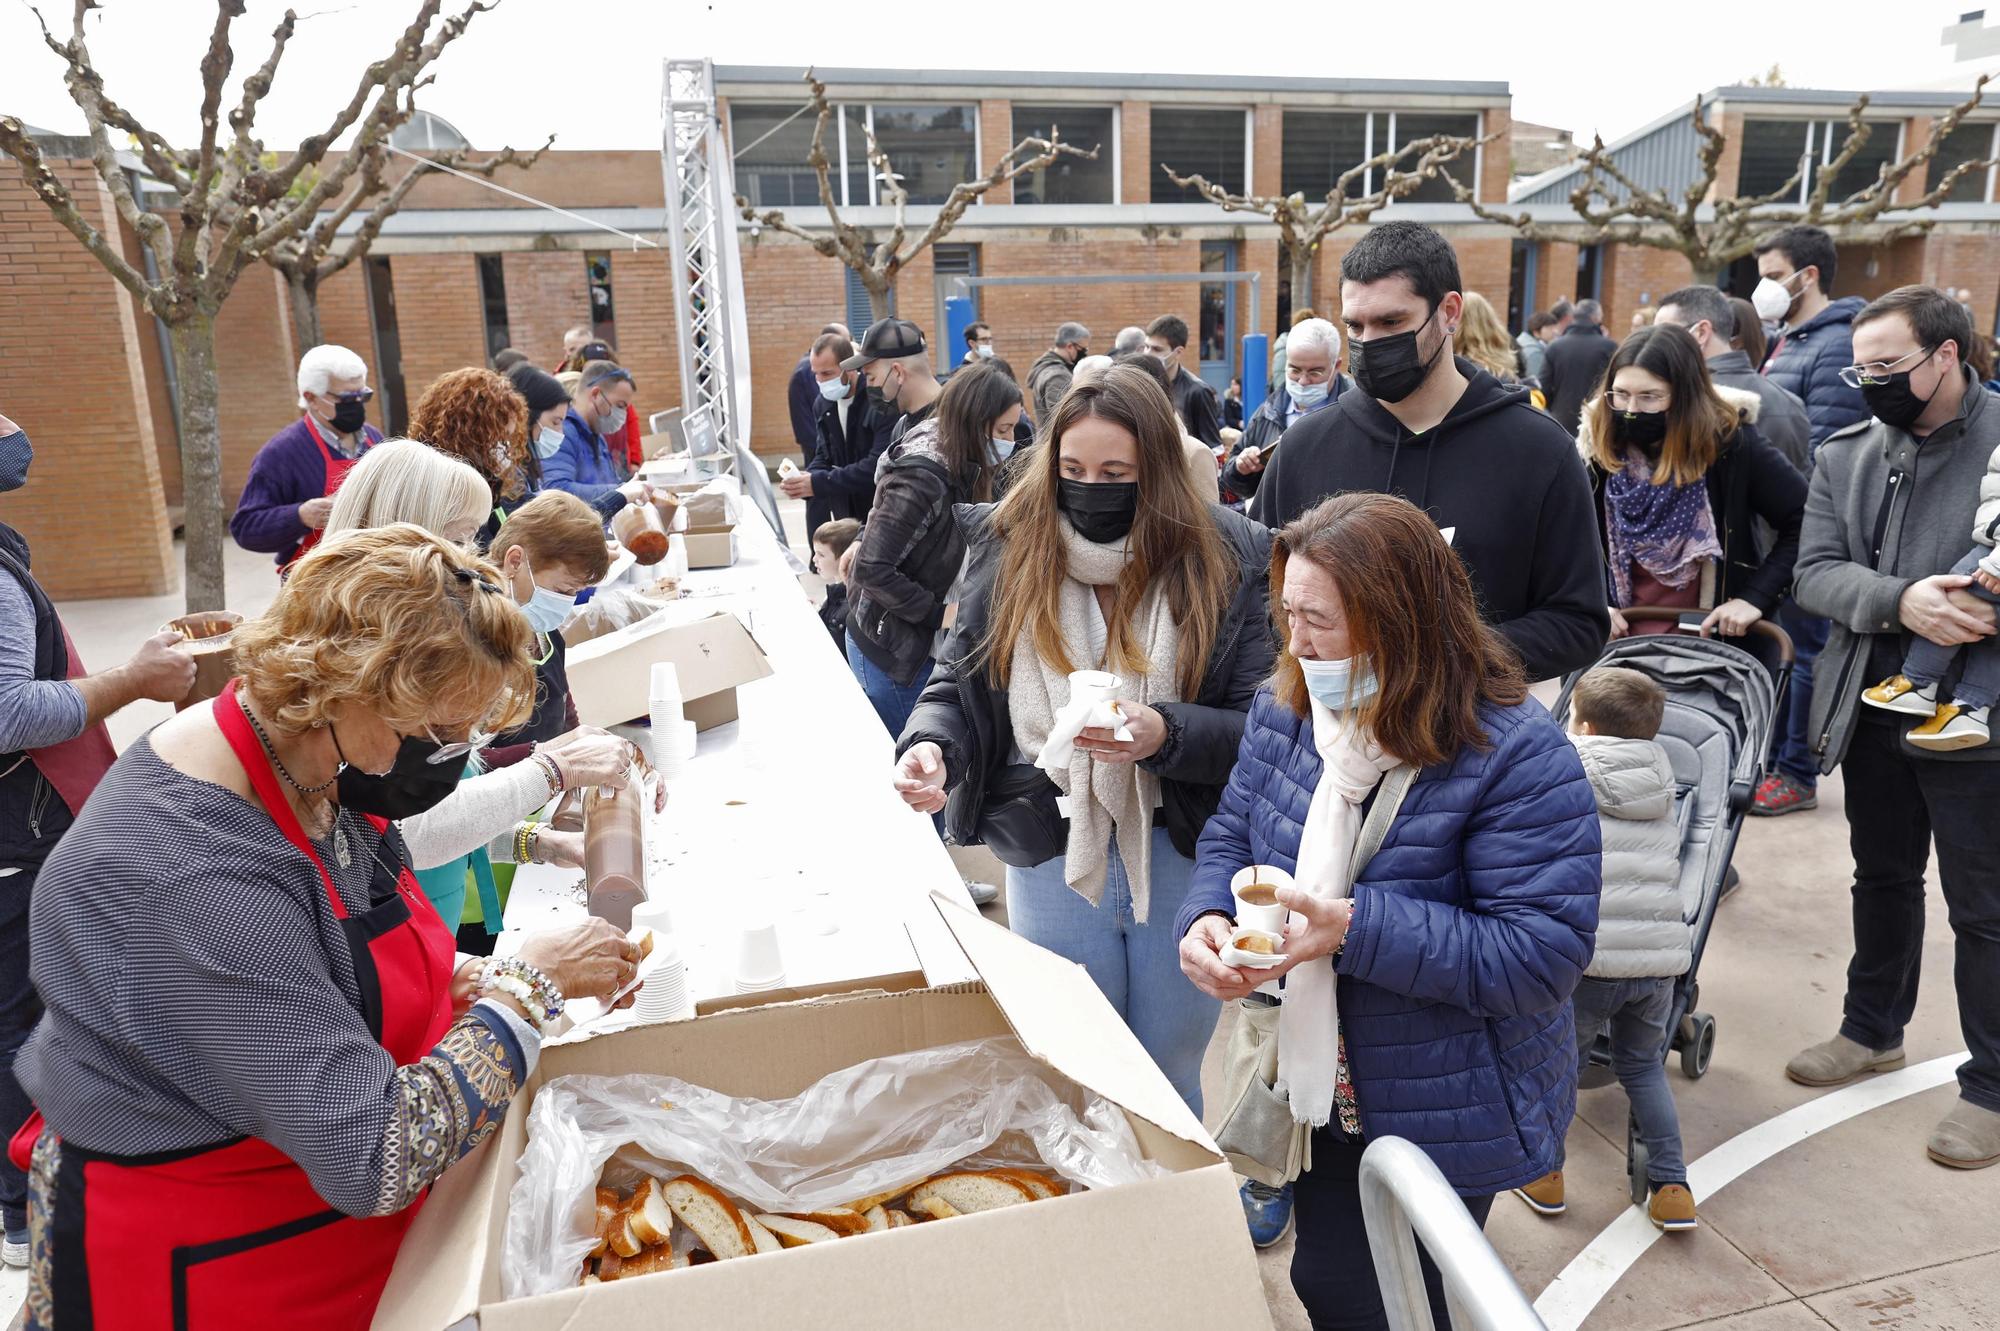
left=1839, top=345, right=1936, bottom=389
left=331, top=388, right=375, bottom=404
left=1607, top=389, right=1670, bottom=411
left=419, top=720, right=497, bottom=765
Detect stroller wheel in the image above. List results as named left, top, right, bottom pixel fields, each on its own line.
left=1681, top=1012, right=1717, bottom=1079
left=1628, top=1121, right=1650, bottom=1207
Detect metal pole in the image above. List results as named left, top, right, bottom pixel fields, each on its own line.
left=1357, top=1137, right=1547, bottom=1331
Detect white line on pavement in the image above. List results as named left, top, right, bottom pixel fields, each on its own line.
left=1531, top=1052, right=1965, bottom=1331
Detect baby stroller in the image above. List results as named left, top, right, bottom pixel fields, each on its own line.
left=1551, top=607, right=1793, bottom=1202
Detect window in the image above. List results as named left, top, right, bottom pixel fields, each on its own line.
left=731, top=102, right=820, bottom=208
left=1152, top=107, right=1248, bottom=202
left=869, top=103, right=977, bottom=205
left=842, top=105, right=871, bottom=206
left=1928, top=119, right=1996, bottom=203
left=1199, top=240, right=1236, bottom=379
left=1013, top=105, right=1117, bottom=204
left=1820, top=121, right=1903, bottom=201
left=476, top=255, right=510, bottom=361
left=1390, top=112, right=1482, bottom=203
left=1736, top=118, right=1904, bottom=203
left=1737, top=119, right=1814, bottom=199
left=1282, top=111, right=1370, bottom=199
left=585, top=251, right=615, bottom=345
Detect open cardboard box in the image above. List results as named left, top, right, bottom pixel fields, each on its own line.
left=372, top=897, right=1271, bottom=1331
left=564, top=609, right=772, bottom=731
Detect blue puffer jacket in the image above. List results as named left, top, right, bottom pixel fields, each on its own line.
left=1175, top=690, right=1601, bottom=1197
left=1763, top=296, right=1869, bottom=451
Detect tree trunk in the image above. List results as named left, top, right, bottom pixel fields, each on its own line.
left=168, top=312, right=228, bottom=613
left=865, top=272, right=895, bottom=322
left=286, top=267, right=324, bottom=352
left=1290, top=246, right=1317, bottom=318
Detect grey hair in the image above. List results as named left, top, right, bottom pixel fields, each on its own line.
left=325, top=439, right=491, bottom=543
left=1056, top=321, right=1091, bottom=347
left=1111, top=325, right=1147, bottom=355
left=1285, top=317, right=1343, bottom=364
left=297, top=344, right=367, bottom=408
left=1070, top=354, right=1116, bottom=385
left=1655, top=286, right=1735, bottom=340
left=1575, top=299, right=1604, bottom=324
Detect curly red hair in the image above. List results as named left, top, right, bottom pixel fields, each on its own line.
left=408, top=368, right=530, bottom=499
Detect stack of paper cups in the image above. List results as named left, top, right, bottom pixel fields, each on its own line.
left=735, top=908, right=785, bottom=995
left=648, top=664, right=689, bottom=778
left=664, top=534, right=689, bottom=581
left=631, top=932, right=690, bottom=1023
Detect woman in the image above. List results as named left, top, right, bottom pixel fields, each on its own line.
left=1457, top=291, right=1525, bottom=385
left=893, top=363, right=1274, bottom=1111
left=1177, top=493, right=1599, bottom=1330
left=14, top=525, right=639, bottom=1329
left=324, top=437, right=490, bottom=547
left=472, top=363, right=574, bottom=549
left=407, top=368, right=534, bottom=531
left=1580, top=323, right=1807, bottom=640
left=1727, top=295, right=1769, bottom=371
left=845, top=361, right=1021, bottom=737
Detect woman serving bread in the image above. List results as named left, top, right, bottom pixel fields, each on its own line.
left=11, top=525, right=639, bottom=1330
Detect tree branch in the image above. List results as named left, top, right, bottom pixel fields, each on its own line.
left=903, top=130, right=1096, bottom=260
left=0, top=117, right=158, bottom=309
left=38, top=1, right=172, bottom=273
left=30, top=1, right=192, bottom=191
left=314, top=134, right=554, bottom=282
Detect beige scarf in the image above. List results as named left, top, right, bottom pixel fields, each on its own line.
left=1009, top=522, right=1181, bottom=921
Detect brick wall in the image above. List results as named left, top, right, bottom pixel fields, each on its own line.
left=1121, top=102, right=1151, bottom=206
left=601, top=251, right=683, bottom=439
left=981, top=100, right=1014, bottom=205
left=0, top=160, right=174, bottom=599
left=1478, top=106, right=1512, bottom=205
left=736, top=232, right=849, bottom=455
left=978, top=231, right=1205, bottom=375
left=1710, top=110, right=1746, bottom=201
left=1251, top=106, right=1282, bottom=197
left=502, top=250, right=591, bottom=369
left=212, top=265, right=303, bottom=509
left=314, top=264, right=388, bottom=434
left=1597, top=243, right=1694, bottom=337
left=326, top=148, right=666, bottom=212
left=119, top=220, right=184, bottom=512
left=1535, top=241, right=1581, bottom=310
left=1919, top=231, right=2000, bottom=336
left=389, top=254, right=489, bottom=407
left=1456, top=235, right=1517, bottom=318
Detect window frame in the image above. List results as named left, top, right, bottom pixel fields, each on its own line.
left=1010, top=102, right=1123, bottom=206
left=861, top=102, right=982, bottom=206
left=1149, top=105, right=1253, bottom=204
left=1275, top=108, right=1485, bottom=205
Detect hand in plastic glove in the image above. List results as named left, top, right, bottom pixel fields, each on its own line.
left=894, top=741, right=949, bottom=814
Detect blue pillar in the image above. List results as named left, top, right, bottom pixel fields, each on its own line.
left=1241, top=333, right=1269, bottom=421
left=944, top=297, right=976, bottom=373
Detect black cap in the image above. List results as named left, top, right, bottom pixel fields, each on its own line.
left=841, top=317, right=926, bottom=371
left=508, top=364, right=570, bottom=417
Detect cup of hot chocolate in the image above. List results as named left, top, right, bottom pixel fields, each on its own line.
left=1230, top=864, right=1294, bottom=935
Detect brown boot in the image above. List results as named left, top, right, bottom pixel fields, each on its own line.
left=1785, top=1034, right=1905, bottom=1087
left=1648, top=1183, right=1698, bottom=1233
left=1513, top=1170, right=1565, bottom=1216
left=1927, top=1099, right=2000, bottom=1170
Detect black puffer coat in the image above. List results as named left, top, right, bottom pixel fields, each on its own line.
left=897, top=503, right=1276, bottom=865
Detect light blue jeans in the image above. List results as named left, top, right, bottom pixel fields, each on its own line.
left=1005, top=826, right=1220, bottom=1115
left=846, top=637, right=928, bottom=741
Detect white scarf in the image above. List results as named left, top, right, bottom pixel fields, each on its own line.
left=1276, top=699, right=1399, bottom=1128
left=1009, top=522, right=1180, bottom=921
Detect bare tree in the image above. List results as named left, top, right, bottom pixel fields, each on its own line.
left=0, top=0, right=498, bottom=611
left=1455, top=79, right=1996, bottom=286
left=736, top=70, right=1097, bottom=320
left=1164, top=133, right=1490, bottom=313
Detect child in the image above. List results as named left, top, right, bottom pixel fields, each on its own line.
left=1517, top=666, right=1699, bottom=1233
left=1861, top=441, right=2000, bottom=750
left=812, top=518, right=861, bottom=654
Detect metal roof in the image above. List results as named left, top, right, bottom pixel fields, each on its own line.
left=715, top=64, right=1507, bottom=98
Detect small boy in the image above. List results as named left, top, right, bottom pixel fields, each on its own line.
left=812, top=518, right=861, bottom=653
left=1517, top=666, right=1699, bottom=1233
left=1861, top=440, right=2000, bottom=750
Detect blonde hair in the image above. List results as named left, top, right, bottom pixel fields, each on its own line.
left=325, top=439, right=491, bottom=542
left=234, top=524, right=535, bottom=737
left=1457, top=293, right=1518, bottom=380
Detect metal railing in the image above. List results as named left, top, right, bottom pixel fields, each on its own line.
left=1358, top=1137, right=1547, bottom=1331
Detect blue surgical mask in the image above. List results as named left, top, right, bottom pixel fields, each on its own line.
left=516, top=556, right=576, bottom=634
left=1285, top=379, right=1330, bottom=409
left=1299, top=655, right=1379, bottom=711
left=819, top=377, right=851, bottom=402
left=990, top=434, right=1017, bottom=461
left=534, top=425, right=564, bottom=460
left=0, top=430, right=29, bottom=493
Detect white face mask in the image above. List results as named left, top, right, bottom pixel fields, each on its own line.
left=515, top=555, right=576, bottom=634
left=1752, top=271, right=1806, bottom=324
left=1286, top=379, right=1330, bottom=409
left=534, top=425, right=564, bottom=459
left=819, top=376, right=851, bottom=402
left=990, top=434, right=1017, bottom=461
left=976, top=344, right=996, bottom=359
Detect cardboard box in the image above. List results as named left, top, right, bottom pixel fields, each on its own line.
left=372, top=899, right=1272, bottom=1331
left=680, top=527, right=737, bottom=570
left=563, top=609, right=772, bottom=730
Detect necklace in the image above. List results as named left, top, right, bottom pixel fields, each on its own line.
left=243, top=704, right=340, bottom=796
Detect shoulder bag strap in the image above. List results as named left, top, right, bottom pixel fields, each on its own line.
left=1347, top=764, right=1416, bottom=880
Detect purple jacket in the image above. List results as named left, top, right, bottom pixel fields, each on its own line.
left=229, top=417, right=381, bottom=567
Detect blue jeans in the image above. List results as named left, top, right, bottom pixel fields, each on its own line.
left=1569, top=976, right=1687, bottom=1187
left=1005, top=826, right=1220, bottom=1114
left=1902, top=548, right=2000, bottom=711
left=846, top=637, right=928, bottom=742
left=1773, top=598, right=1830, bottom=787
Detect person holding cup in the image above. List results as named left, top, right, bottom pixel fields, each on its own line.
left=1174, top=493, right=1600, bottom=1328
left=892, top=363, right=1275, bottom=1112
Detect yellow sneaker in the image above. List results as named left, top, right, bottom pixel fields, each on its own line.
left=1907, top=703, right=1992, bottom=753
left=1862, top=675, right=1940, bottom=717
left=1649, top=1183, right=1698, bottom=1233
left=1513, top=1170, right=1565, bottom=1216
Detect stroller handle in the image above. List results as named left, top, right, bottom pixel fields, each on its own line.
left=1616, top=607, right=1796, bottom=668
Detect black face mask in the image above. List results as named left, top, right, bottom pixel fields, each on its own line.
left=1860, top=348, right=1943, bottom=432
left=1348, top=308, right=1447, bottom=404
left=333, top=728, right=462, bottom=820
left=1611, top=409, right=1670, bottom=449
left=327, top=397, right=368, bottom=435
left=865, top=368, right=900, bottom=411
left=1057, top=478, right=1139, bottom=545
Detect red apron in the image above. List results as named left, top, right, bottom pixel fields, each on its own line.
left=10, top=681, right=457, bottom=1330
left=282, top=416, right=362, bottom=570
left=23, top=621, right=116, bottom=817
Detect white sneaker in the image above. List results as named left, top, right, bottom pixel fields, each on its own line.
left=2, top=1233, right=27, bottom=1269
left=964, top=879, right=1001, bottom=908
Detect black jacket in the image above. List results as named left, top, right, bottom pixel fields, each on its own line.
left=845, top=424, right=972, bottom=687
left=1586, top=421, right=1808, bottom=615
left=1542, top=322, right=1619, bottom=436
left=0, top=523, right=75, bottom=869
left=1250, top=360, right=1611, bottom=681
left=1169, top=366, right=1225, bottom=449
left=898, top=503, right=1276, bottom=865
left=1224, top=376, right=1354, bottom=501
left=818, top=581, right=848, bottom=655
left=806, top=391, right=896, bottom=535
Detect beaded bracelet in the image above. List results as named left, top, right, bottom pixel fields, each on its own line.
left=478, top=956, right=565, bottom=1027
left=481, top=972, right=550, bottom=1030
left=513, top=822, right=535, bottom=865
left=530, top=750, right=565, bottom=799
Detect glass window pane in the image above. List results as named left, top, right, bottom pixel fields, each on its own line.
left=1820, top=121, right=1904, bottom=201
left=1282, top=111, right=1370, bottom=200
left=1737, top=119, right=1813, bottom=199
left=843, top=105, right=870, bottom=205
left=868, top=103, right=977, bottom=206
left=1927, top=119, right=1994, bottom=203
left=1012, top=105, right=1116, bottom=205
left=729, top=102, right=821, bottom=208
left=1391, top=113, right=1481, bottom=203
left=1152, top=107, right=1246, bottom=202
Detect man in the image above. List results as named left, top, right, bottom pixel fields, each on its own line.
left=1111, top=325, right=1147, bottom=356
left=543, top=361, right=652, bottom=523
left=1145, top=315, right=1225, bottom=449
left=1516, top=311, right=1555, bottom=383
left=1250, top=221, right=1608, bottom=684
left=1027, top=321, right=1091, bottom=424
left=1223, top=316, right=1350, bottom=505
left=561, top=324, right=594, bottom=366
left=230, top=344, right=384, bottom=571
left=960, top=321, right=994, bottom=369
left=783, top=331, right=895, bottom=537
left=1655, top=285, right=1811, bottom=475
left=845, top=318, right=943, bottom=446
left=1549, top=298, right=1574, bottom=335
left=1541, top=297, right=1617, bottom=436
left=790, top=322, right=850, bottom=466
left=1785, top=285, right=2000, bottom=1170
left=1752, top=225, right=1871, bottom=817
left=0, top=413, right=195, bottom=1266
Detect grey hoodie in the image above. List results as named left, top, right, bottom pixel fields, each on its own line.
left=1572, top=733, right=1690, bottom=980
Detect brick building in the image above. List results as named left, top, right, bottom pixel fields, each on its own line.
left=3, top=73, right=1997, bottom=599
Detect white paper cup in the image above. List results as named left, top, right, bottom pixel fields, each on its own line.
left=736, top=920, right=784, bottom=989
left=1230, top=864, right=1294, bottom=935
left=630, top=900, right=675, bottom=938
left=649, top=662, right=682, bottom=701
left=1068, top=669, right=1118, bottom=708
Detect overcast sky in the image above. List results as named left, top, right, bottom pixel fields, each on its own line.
left=4, top=0, right=1996, bottom=156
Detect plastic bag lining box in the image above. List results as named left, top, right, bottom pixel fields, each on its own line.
left=563, top=609, right=772, bottom=732
left=370, top=897, right=1274, bottom=1331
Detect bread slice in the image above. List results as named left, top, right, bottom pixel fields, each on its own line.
left=754, top=1214, right=843, bottom=1247
left=618, top=1244, right=679, bottom=1278
left=744, top=1215, right=783, bottom=1255
left=664, top=1176, right=755, bottom=1260
left=909, top=1195, right=961, bottom=1221
left=596, top=1249, right=624, bottom=1280
left=908, top=1172, right=1033, bottom=1215
left=988, top=1168, right=1060, bottom=1200
left=592, top=1186, right=621, bottom=1256
left=863, top=1205, right=889, bottom=1233
left=841, top=1181, right=920, bottom=1213
left=626, top=1177, right=675, bottom=1247
left=606, top=1213, right=643, bottom=1258
left=779, top=1206, right=868, bottom=1237
left=885, top=1208, right=914, bottom=1228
